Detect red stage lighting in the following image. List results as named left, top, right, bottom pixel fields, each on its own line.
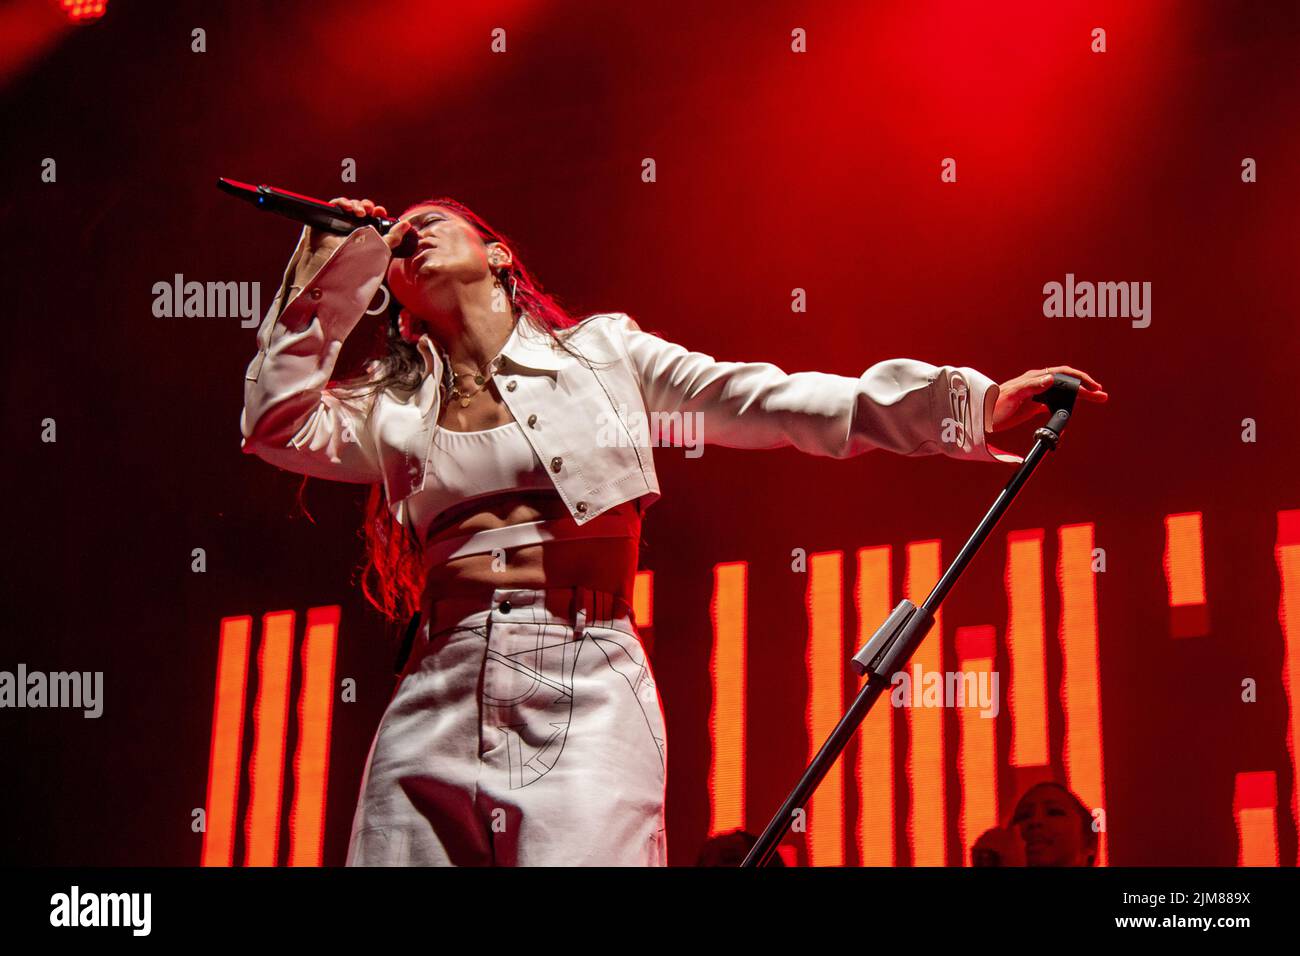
left=57, top=0, right=105, bottom=23
left=708, top=562, right=747, bottom=837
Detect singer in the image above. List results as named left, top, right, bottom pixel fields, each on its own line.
left=239, top=195, right=1107, bottom=866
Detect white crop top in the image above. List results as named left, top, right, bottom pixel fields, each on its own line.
left=407, top=419, right=643, bottom=570
left=405, top=420, right=555, bottom=545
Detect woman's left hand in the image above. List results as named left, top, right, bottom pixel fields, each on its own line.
left=990, top=366, right=1108, bottom=433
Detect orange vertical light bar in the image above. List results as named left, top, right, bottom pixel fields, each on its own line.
left=633, top=569, right=654, bottom=629
left=244, top=610, right=295, bottom=867
left=708, top=562, right=747, bottom=835
left=1233, top=771, right=1279, bottom=866
left=201, top=615, right=252, bottom=868
left=806, top=551, right=845, bottom=866
left=1005, top=529, right=1048, bottom=768
left=904, top=540, right=945, bottom=866
left=1057, top=522, right=1107, bottom=866
left=1277, top=508, right=1300, bottom=861
left=1164, top=512, right=1209, bottom=637
left=955, top=626, right=998, bottom=865
left=854, top=545, right=895, bottom=866
left=288, top=606, right=340, bottom=867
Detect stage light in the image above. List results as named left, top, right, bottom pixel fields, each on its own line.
left=57, top=0, right=106, bottom=23
left=245, top=611, right=295, bottom=867
left=1005, top=529, right=1049, bottom=769
left=1276, top=508, right=1300, bottom=863
left=1233, top=771, right=1279, bottom=867
left=204, top=606, right=343, bottom=867
left=955, top=626, right=998, bottom=867
left=1058, top=523, right=1107, bottom=866
left=633, top=569, right=654, bottom=629
left=288, top=607, right=340, bottom=868
left=904, top=540, right=946, bottom=866
left=854, top=545, right=896, bottom=866
left=1164, top=512, right=1209, bottom=637
left=806, top=551, right=846, bottom=866
left=201, top=617, right=252, bottom=868
left=708, top=562, right=747, bottom=837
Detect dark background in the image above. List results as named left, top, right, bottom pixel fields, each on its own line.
left=1, top=0, right=1298, bottom=866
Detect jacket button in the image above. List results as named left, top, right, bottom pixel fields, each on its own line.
left=499, top=600, right=512, bottom=614
left=309, top=288, right=323, bottom=300
left=576, top=501, right=588, bottom=514
left=506, top=380, right=517, bottom=392
left=527, top=414, right=538, bottom=428
left=550, top=456, right=563, bottom=473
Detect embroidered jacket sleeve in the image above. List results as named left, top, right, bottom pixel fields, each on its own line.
left=612, top=313, right=1024, bottom=464
left=240, top=226, right=391, bottom=482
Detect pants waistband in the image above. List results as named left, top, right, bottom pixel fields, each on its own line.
left=425, top=586, right=637, bottom=642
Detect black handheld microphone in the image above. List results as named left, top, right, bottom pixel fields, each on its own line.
left=1030, top=372, right=1081, bottom=441
left=216, top=178, right=420, bottom=257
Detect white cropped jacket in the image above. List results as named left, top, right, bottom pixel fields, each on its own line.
left=241, top=225, right=1023, bottom=534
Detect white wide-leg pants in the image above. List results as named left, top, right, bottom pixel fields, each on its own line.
left=346, top=586, right=668, bottom=866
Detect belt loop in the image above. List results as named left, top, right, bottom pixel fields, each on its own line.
left=573, top=586, right=590, bottom=638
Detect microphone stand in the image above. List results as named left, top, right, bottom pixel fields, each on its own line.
left=740, top=373, right=1083, bottom=867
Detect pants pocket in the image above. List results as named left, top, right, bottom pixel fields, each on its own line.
left=586, top=625, right=667, bottom=780
left=346, top=825, right=410, bottom=866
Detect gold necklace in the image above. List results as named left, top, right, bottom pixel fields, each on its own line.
left=442, top=351, right=504, bottom=408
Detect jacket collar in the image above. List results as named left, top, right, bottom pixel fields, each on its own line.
left=417, top=315, right=567, bottom=379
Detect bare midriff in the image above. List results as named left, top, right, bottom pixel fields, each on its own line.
left=418, top=388, right=641, bottom=604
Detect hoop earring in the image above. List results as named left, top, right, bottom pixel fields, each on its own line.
left=364, top=284, right=391, bottom=316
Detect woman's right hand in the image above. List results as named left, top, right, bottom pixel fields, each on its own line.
left=305, top=196, right=417, bottom=257
left=293, top=196, right=414, bottom=291
left=305, top=196, right=388, bottom=255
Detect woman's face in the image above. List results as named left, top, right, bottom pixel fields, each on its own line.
left=1011, top=786, right=1092, bottom=866
left=385, top=203, right=504, bottom=315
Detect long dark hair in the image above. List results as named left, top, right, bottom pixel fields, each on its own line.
left=327, top=197, right=597, bottom=623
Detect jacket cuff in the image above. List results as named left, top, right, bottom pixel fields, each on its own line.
left=276, top=226, right=391, bottom=337
left=246, top=226, right=391, bottom=382
left=956, top=367, right=1025, bottom=465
